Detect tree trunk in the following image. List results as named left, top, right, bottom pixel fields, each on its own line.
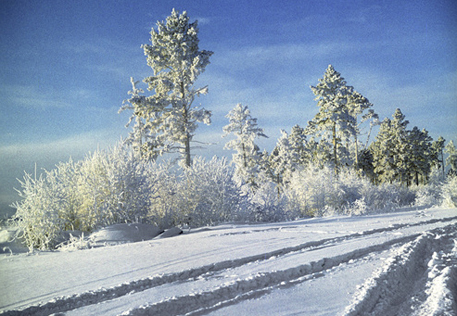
left=441, top=148, right=445, bottom=179
left=181, top=82, right=191, bottom=167
left=184, top=132, right=191, bottom=167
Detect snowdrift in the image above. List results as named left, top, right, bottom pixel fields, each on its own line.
left=89, top=223, right=163, bottom=245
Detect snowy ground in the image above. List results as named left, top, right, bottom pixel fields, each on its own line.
left=1, top=207, right=456, bottom=316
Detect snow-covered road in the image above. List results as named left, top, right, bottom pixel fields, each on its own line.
left=1, top=208, right=456, bottom=315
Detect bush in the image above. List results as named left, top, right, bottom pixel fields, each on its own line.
left=180, top=156, right=244, bottom=227
left=248, top=182, right=289, bottom=222
left=12, top=144, right=155, bottom=250
left=11, top=143, right=452, bottom=251
left=441, top=175, right=457, bottom=208
left=286, top=165, right=421, bottom=217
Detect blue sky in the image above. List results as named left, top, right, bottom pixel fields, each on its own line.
left=1, top=0, right=456, bottom=216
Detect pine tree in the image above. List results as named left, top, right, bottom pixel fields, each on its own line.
left=120, top=9, right=213, bottom=167
left=305, top=137, right=332, bottom=168
left=346, top=91, right=377, bottom=167
left=431, top=136, right=446, bottom=178
left=445, top=140, right=457, bottom=176
left=406, top=127, right=433, bottom=185
left=371, top=108, right=409, bottom=184
left=269, top=130, right=298, bottom=191
left=306, top=65, right=356, bottom=173
left=223, top=104, right=267, bottom=189
left=287, top=125, right=310, bottom=167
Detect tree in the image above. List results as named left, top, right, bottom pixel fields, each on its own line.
left=370, top=108, right=409, bottom=184
left=406, top=127, right=433, bottom=185
left=287, top=125, right=310, bottom=167
left=431, top=136, right=446, bottom=178
left=346, top=91, right=377, bottom=167
left=306, top=65, right=356, bottom=173
left=445, top=140, right=457, bottom=176
left=269, top=130, right=298, bottom=191
left=222, top=104, right=267, bottom=189
left=120, top=9, right=213, bottom=167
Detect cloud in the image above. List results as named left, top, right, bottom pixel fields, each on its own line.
left=194, top=16, right=210, bottom=25
left=1, top=84, right=71, bottom=109
left=214, top=41, right=364, bottom=69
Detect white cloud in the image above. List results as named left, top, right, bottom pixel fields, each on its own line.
left=194, top=16, right=211, bottom=25
left=1, top=84, right=71, bottom=109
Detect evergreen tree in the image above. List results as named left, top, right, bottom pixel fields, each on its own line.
left=287, top=125, right=310, bottom=167
left=306, top=65, right=356, bottom=173
left=358, top=148, right=375, bottom=182
left=371, top=108, right=409, bottom=184
left=406, top=127, right=433, bottom=185
left=120, top=9, right=213, bottom=167
left=431, top=136, right=446, bottom=178
left=222, top=104, right=267, bottom=189
left=305, top=137, right=332, bottom=168
left=346, top=91, right=377, bottom=167
left=445, top=140, right=457, bottom=176
left=269, top=130, right=298, bottom=190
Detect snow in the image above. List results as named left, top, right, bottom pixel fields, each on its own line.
left=1, top=207, right=456, bottom=315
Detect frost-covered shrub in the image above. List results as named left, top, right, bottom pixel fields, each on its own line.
left=147, top=156, right=244, bottom=228
left=247, top=181, right=289, bottom=222
left=286, top=165, right=420, bottom=217
left=146, top=161, right=181, bottom=229
left=180, top=156, right=243, bottom=227
left=12, top=144, right=156, bottom=250
left=74, top=145, right=155, bottom=230
left=441, top=175, right=457, bottom=208
left=413, top=167, right=446, bottom=208
left=12, top=172, right=66, bottom=250
left=414, top=185, right=441, bottom=207
left=287, top=165, right=348, bottom=216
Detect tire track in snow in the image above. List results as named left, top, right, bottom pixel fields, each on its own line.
left=120, top=233, right=422, bottom=316
left=1, top=216, right=456, bottom=316
left=342, top=223, right=457, bottom=316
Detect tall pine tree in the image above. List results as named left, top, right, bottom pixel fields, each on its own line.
left=120, top=9, right=213, bottom=167
left=306, top=65, right=356, bottom=173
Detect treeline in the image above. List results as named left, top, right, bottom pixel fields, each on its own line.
left=10, top=9, right=457, bottom=250
left=11, top=142, right=457, bottom=250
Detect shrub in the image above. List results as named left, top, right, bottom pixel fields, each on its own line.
left=12, top=144, right=155, bottom=250
left=441, top=175, right=457, bottom=208
left=179, top=156, right=244, bottom=227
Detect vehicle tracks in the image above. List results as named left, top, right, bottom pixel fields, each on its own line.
left=2, top=216, right=456, bottom=316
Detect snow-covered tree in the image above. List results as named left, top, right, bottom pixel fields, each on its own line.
left=120, top=9, right=213, bottom=167
left=223, top=103, right=267, bottom=189
left=444, top=140, right=457, bottom=176
left=431, top=136, right=446, bottom=179
left=406, top=127, right=433, bottom=185
left=370, top=108, right=410, bottom=185
left=346, top=91, right=377, bottom=167
left=306, top=65, right=356, bottom=173
left=268, top=130, right=300, bottom=195
left=287, top=124, right=310, bottom=167
left=305, top=137, right=332, bottom=168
